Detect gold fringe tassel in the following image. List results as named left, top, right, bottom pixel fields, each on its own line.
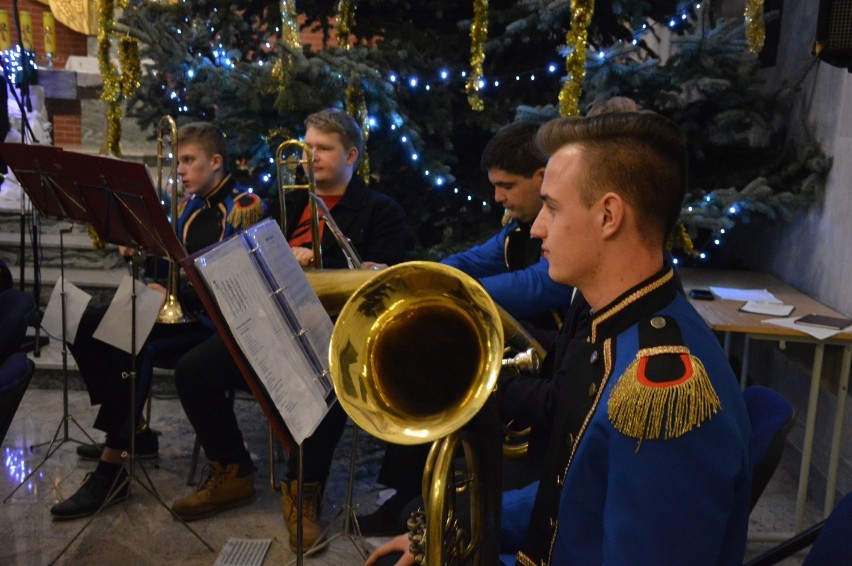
left=608, top=352, right=720, bottom=441
left=227, top=194, right=265, bottom=230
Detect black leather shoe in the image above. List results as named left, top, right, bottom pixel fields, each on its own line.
left=76, top=428, right=159, bottom=461
left=356, top=493, right=411, bottom=536
left=50, top=471, right=130, bottom=520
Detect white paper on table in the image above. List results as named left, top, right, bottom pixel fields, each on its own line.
left=92, top=275, right=164, bottom=354
left=762, top=317, right=852, bottom=340
left=41, top=276, right=92, bottom=344
left=709, top=286, right=780, bottom=302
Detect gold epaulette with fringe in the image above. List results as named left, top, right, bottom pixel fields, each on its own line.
left=227, top=193, right=265, bottom=229
left=608, top=344, right=721, bottom=440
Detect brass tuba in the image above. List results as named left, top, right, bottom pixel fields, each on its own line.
left=155, top=115, right=194, bottom=324
left=276, top=139, right=322, bottom=268
left=328, top=261, right=513, bottom=565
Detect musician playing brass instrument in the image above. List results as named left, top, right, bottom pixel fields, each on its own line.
left=51, top=122, right=266, bottom=520
left=169, top=109, right=407, bottom=549
left=367, top=108, right=751, bottom=566
left=356, top=121, right=575, bottom=538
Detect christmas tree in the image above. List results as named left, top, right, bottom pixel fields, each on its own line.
left=117, top=0, right=830, bottom=262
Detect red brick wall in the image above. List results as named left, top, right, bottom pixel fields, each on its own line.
left=0, top=0, right=88, bottom=68
left=52, top=113, right=81, bottom=147
left=0, top=1, right=89, bottom=146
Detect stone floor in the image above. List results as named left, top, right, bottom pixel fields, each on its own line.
left=0, top=341, right=825, bottom=565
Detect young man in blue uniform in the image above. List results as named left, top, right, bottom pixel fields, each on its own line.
left=51, top=122, right=265, bottom=520
left=367, top=111, right=751, bottom=565
left=357, top=121, right=573, bottom=536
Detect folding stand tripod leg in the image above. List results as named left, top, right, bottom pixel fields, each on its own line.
left=285, top=423, right=370, bottom=565
left=48, top=258, right=214, bottom=564
left=4, top=226, right=97, bottom=502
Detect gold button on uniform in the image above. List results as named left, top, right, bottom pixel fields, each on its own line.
left=589, top=350, right=598, bottom=363
left=588, top=382, right=597, bottom=397
left=650, top=316, right=666, bottom=329
left=566, top=433, right=575, bottom=448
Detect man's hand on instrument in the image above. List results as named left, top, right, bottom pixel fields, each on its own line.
left=292, top=246, right=315, bottom=268
left=361, top=261, right=387, bottom=270
left=147, top=282, right=168, bottom=309
left=118, top=246, right=138, bottom=259
left=363, top=533, right=415, bottom=566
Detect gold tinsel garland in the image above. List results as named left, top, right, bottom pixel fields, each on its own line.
left=280, top=0, right=302, bottom=50
left=465, top=0, right=487, bottom=112
left=346, top=83, right=370, bottom=183
left=744, top=0, right=765, bottom=54
left=558, top=0, right=594, bottom=117
left=675, top=222, right=696, bottom=257
left=97, top=0, right=128, bottom=157
left=335, top=0, right=355, bottom=50
left=119, top=36, right=141, bottom=97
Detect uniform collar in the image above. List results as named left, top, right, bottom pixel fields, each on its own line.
left=588, top=267, right=678, bottom=343
left=202, top=174, right=232, bottom=205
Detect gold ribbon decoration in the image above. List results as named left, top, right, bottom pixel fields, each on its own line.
left=280, top=0, right=302, bottom=50
left=674, top=221, right=696, bottom=256
left=335, top=0, right=355, bottom=50
left=558, top=0, right=594, bottom=117
left=608, top=346, right=721, bottom=441
left=119, top=35, right=140, bottom=97
left=465, top=0, right=487, bottom=112
left=744, top=0, right=765, bottom=54
left=345, top=82, right=370, bottom=183
left=97, top=0, right=127, bottom=157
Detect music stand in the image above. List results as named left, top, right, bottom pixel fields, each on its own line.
left=181, top=239, right=369, bottom=564
left=15, top=149, right=212, bottom=562
left=0, top=143, right=99, bottom=490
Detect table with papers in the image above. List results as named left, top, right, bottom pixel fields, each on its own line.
left=680, top=268, right=852, bottom=536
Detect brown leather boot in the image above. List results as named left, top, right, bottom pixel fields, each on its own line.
left=280, top=480, right=325, bottom=549
left=171, top=462, right=255, bottom=521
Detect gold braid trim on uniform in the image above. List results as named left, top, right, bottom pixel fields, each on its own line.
left=177, top=197, right=189, bottom=218
left=590, top=269, right=673, bottom=343
left=226, top=193, right=265, bottom=230
left=608, top=346, right=720, bottom=441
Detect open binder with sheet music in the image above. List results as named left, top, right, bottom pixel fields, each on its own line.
left=186, top=217, right=335, bottom=446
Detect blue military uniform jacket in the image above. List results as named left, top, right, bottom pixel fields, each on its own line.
left=442, top=220, right=572, bottom=321
left=501, top=268, right=751, bottom=566
left=176, top=174, right=265, bottom=316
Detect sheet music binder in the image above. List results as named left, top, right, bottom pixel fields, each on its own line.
left=185, top=218, right=334, bottom=446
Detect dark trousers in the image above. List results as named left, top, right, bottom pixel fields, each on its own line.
left=70, top=305, right=211, bottom=449
left=174, top=331, right=348, bottom=484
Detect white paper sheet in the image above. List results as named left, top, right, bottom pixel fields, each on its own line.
left=41, top=276, right=92, bottom=344
left=709, top=286, right=780, bottom=302
left=762, top=317, right=852, bottom=341
left=194, top=220, right=333, bottom=444
left=92, top=275, right=164, bottom=354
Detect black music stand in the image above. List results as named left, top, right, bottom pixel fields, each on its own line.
left=6, top=149, right=213, bottom=563
left=0, top=143, right=98, bottom=481
left=180, top=238, right=369, bottom=565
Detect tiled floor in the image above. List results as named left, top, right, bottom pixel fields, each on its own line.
left=1, top=343, right=823, bottom=565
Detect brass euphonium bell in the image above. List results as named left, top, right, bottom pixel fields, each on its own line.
left=328, top=261, right=512, bottom=565
left=155, top=115, right=194, bottom=324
